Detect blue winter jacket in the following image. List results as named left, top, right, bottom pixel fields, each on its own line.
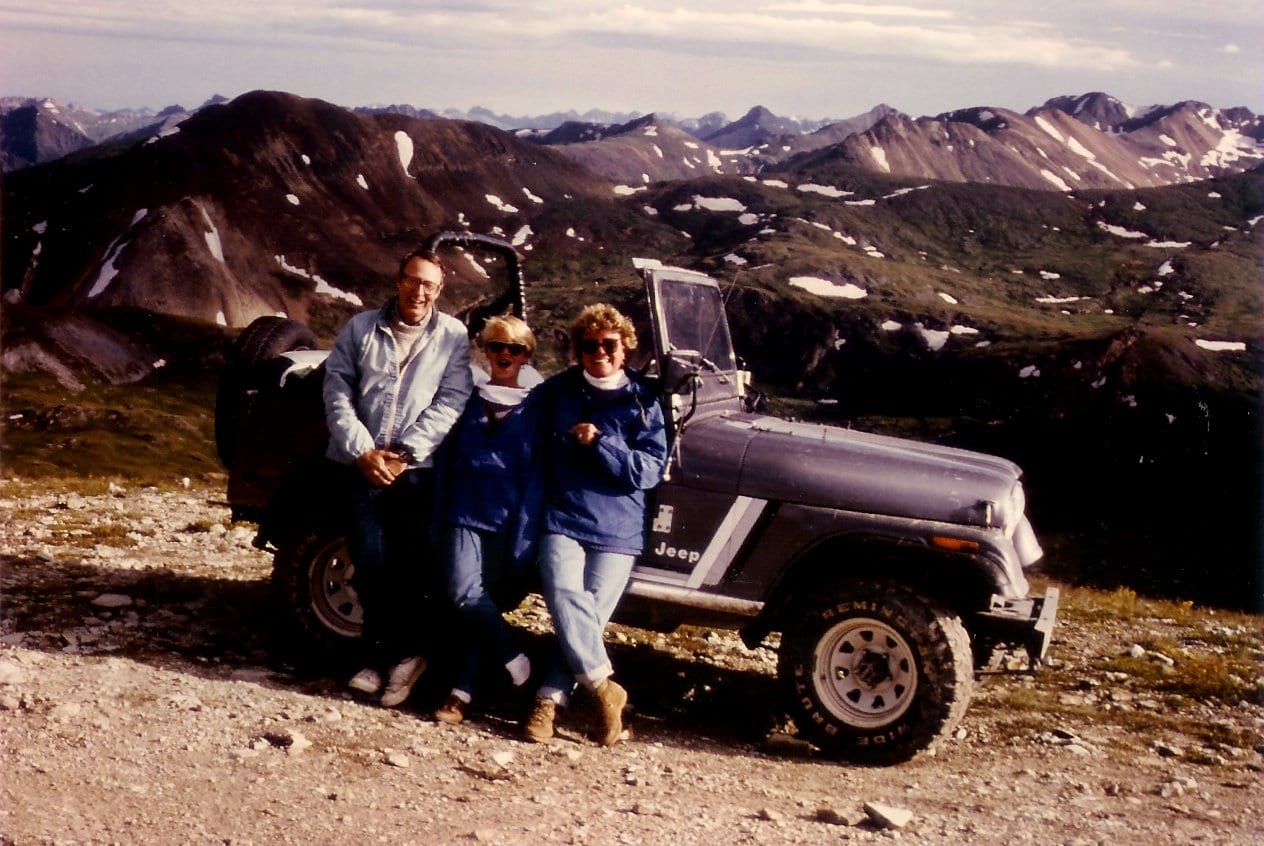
left=439, top=387, right=537, bottom=534
left=532, top=366, right=668, bottom=554
left=323, top=300, right=473, bottom=468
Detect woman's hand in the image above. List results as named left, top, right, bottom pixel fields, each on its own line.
left=570, top=422, right=601, bottom=446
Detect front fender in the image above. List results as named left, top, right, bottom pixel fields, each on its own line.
left=735, top=503, right=1031, bottom=648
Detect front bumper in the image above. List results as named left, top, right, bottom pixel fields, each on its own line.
left=975, top=587, right=1060, bottom=668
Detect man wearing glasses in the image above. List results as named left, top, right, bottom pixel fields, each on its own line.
left=323, top=248, right=474, bottom=708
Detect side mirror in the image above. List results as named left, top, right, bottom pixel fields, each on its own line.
left=662, top=350, right=703, bottom=395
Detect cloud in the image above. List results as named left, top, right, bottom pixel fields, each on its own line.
left=3, top=0, right=1258, bottom=116
left=0, top=1, right=1142, bottom=71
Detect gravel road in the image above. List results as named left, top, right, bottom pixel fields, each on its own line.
left=2, top=481, right=1261, bottom=845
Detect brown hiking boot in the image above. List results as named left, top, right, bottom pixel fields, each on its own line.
left=592, top=679, right=628, bottom=747
left=523, top=698, right=557, bottom=743
left=434, top=694, right=468, bottom=725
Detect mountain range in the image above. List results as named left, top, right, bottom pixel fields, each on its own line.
left=1, top=88, right=1260, bottom=605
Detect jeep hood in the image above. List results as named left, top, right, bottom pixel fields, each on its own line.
left=679, top=413, right=1027, bottom=531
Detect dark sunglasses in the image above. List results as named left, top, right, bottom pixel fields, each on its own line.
left=579, top=338, right=621, bottom=356
left=484, top=340, right=528, bottom=356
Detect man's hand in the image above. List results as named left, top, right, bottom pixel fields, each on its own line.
left=356, top=449, right=406, bottom=487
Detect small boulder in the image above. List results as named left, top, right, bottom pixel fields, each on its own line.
left=864, top=801, right=913, bottom=830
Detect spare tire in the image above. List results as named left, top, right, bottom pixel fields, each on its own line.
left=215, top=317, right=318, bottom=467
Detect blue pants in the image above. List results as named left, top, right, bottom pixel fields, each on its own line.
left=536, top=533, right=634, bottom=702
left=441, top=524, right=526, bottom=695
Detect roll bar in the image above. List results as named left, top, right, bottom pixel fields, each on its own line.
left=420, top=230, right=527, bottom=337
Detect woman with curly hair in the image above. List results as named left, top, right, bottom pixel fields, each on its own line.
left=522, top=303, right=668, bottom=746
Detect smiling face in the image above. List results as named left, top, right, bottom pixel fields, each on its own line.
left=482, top=332, right=530, bottom=388
left=395, top=256, right=443, bottom=325
left=579, top=329, right=625, bottom=379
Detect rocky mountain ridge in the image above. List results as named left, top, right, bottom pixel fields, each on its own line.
left=8, top=91, right=1260, bottom=187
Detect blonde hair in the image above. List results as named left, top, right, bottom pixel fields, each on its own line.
left=479, top=315, right=536, bottom=357
left=569, top=303, right=637, bottom=362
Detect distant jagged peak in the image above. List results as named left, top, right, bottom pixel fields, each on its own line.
left=705, top=105, right=804, bottom=140
left=354, top=102, right=441, bottom=120
left=610, top=113, right=669, bottom=134
left=736, top=104, right=779, bottom=124
left=934, top=106, right=1020, bottom=132
left=1037, top=92, right=1135, bottom=126
left=675, top=110, right=728, bottom=138
left=807, top=104, right=905, bottom=140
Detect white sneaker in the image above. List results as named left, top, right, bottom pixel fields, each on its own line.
left=347, top=668, right=382, bottom=695
left=380, top=656, right=427, bottom=707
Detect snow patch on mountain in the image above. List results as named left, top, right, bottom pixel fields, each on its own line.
left=274, top=255, right=362, bottom=306
left=797, top=184, right=852, bottom=198
left=198, top=204, right=224, bottom=263
left=394, top=131, right=414, bottom=177
left=485, top=194, right=519, bottom=213
left=789, top=276, right=867, bottom=299
left=88, top=210, right=148, bottom=298
left=1195, top=339, right=1246, bottom=352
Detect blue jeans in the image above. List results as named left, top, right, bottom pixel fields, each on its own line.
left=537, top=533, right=634, bottom=702
left=441, top=524, right=525, bottom=695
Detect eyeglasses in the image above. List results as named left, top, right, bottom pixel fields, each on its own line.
left=580, top=338, right=622, bottom=356
left=484, top=340, right=529, bottom=356
left=398, top=273, right=442, bottom=293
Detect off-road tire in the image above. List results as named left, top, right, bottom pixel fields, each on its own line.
left=215, top=316, right=318, bottom=467
left=779, top=580, right=973, bottom=764
left=271, top=531, right=363, bottom=655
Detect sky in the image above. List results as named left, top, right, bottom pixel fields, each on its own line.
left=2, top=1, right=1261, bottom=121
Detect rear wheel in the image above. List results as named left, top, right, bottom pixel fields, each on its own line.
left=271, top=531, right=363, bottom=654
left=215, top=316, right=318, bottom=467
left=779, top=581, right=973, bottom=764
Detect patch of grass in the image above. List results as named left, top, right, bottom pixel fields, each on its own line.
left=62, top=522, right=138, bottom=549
left=1, top=370, right=220, bottom=483
left=1059, top=586, right=1208, bottom=626
left=1099, top=649, right=1260, bottom=703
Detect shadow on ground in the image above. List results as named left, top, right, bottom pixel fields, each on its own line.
left=1, top=552, right=794, bottom=759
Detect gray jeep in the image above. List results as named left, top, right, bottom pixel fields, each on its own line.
left=218, top=232, right=1056, bottom=764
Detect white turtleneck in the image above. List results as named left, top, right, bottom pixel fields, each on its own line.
left=582, top=369, right=630, bottom=391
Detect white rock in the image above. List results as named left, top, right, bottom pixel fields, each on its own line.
left=287, top=732, right=313, bottom=755
left=864, top=801, right=913, bottom=829
left=0, top=661, right=28, bottom=685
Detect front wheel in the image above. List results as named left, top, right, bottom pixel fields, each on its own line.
left=779, top=581, right=973, bottom=764
left=271, top=532, right=363, bottom=655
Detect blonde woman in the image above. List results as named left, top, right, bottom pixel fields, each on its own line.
left=433, top=316, right=538, bottom=724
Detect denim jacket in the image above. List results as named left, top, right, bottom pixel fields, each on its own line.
left=323, top=299, right=473, bottom=468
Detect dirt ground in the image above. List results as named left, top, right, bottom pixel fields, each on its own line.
left=1, top=481, right=1261, bottom=845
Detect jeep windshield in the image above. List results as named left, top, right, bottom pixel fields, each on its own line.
left=645, top=267, right=741, bottom=411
